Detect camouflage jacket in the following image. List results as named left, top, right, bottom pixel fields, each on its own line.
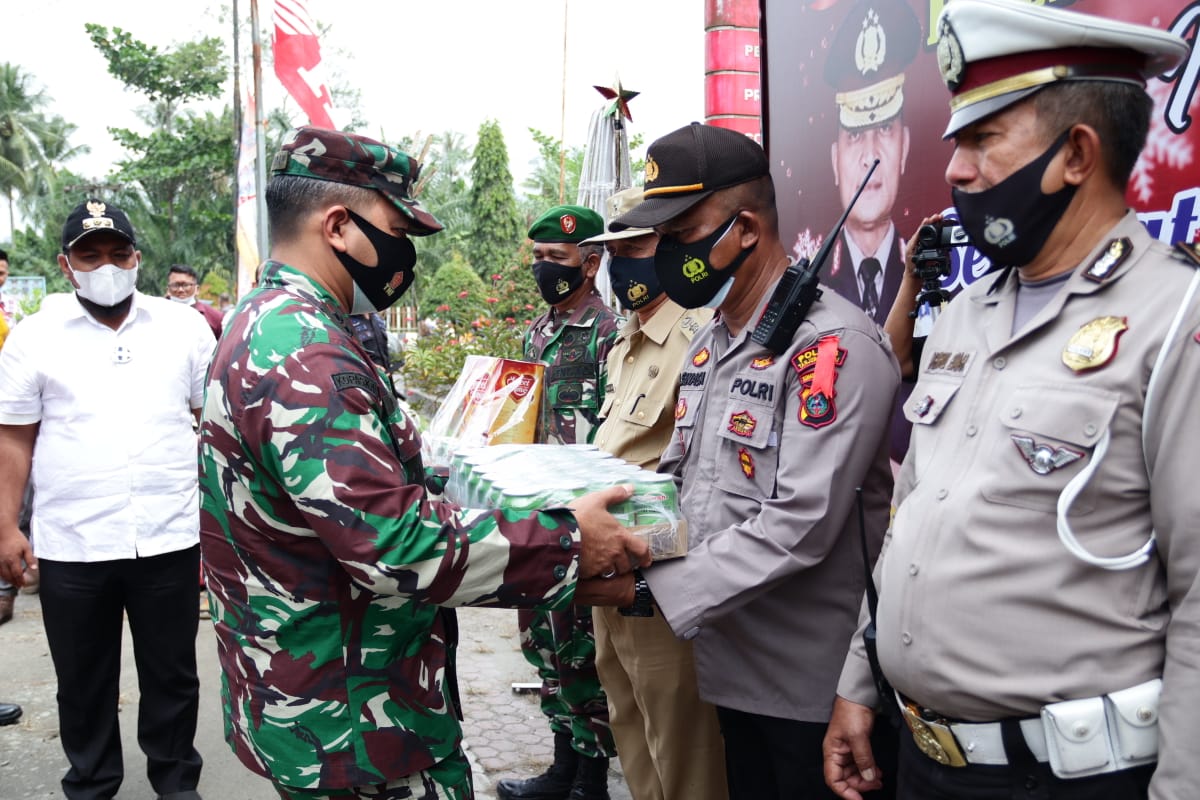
left=199, top=261, right=582, bottom=790
left=523, top=291, right=621, bottom=445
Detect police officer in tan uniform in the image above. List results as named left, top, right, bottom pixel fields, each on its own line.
left=823, top=3, right=1198, bottom=799
left=584, top=187, right=726, bottom=800
left=595, top=123, right=900, bottom=799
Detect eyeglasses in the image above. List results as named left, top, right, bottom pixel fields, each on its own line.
left=168, top=282, right=197, bottom=290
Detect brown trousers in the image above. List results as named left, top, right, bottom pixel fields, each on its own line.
left=594, top=604, right=728, bottom=800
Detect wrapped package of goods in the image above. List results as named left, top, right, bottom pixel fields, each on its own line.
left=424, top=356, right=544, bottom=466
left=444, top=443, right=688, bottom=560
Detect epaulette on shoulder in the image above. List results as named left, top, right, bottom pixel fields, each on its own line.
left=678, top=310, right=706, bottom=341
left=1173, top=241, right=1200, bottom=268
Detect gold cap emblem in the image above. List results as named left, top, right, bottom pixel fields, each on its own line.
left=644, top=155, right=660, bottom=184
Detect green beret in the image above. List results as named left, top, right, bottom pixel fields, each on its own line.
left=270, top=126, right=443, bottom=235
left=527, top=205, right=604, bottom=243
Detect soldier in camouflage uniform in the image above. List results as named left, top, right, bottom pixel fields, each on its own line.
left=496, top=207, right=621, bottom=800
left=198, top=127, right=649, bottom=800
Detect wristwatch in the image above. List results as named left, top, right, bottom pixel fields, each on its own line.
left=618, top=569, right=654, bottom=617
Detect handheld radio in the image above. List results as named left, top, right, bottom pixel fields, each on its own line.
left=751, top=159, right=880, bottom=354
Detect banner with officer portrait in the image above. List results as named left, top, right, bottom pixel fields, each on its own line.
left=761, top=0, right=1200, bottom=308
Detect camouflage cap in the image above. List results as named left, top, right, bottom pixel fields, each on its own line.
left=271, top=126, right=444, bottom=235
left=528, top=205, right=604, bottom=244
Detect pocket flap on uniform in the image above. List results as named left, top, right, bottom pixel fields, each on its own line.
left=620, top=396, right=666, bottom=430
left=998, top=385, right=1119, bottom=448
left=902, top=378, right=961, bottom=426
left=716, top=401, right=772, bottom=449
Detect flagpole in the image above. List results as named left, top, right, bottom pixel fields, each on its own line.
left=250, top=0, right=270, bottom=261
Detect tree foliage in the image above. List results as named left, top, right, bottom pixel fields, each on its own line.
left=465, top=120, right=523, bottom=280
left=85, top=25, right=234, bottom=296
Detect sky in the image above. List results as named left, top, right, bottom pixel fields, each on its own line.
left=3, top=0, right=707, bottom=241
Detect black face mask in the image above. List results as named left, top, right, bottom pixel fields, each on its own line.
left=531, top=260, right=586, bottom=304
left=952, top=129, right=1076, bottom=268
left=608, top=255, right=664, bottom=311
left=654, top=213, right=753, bottom=309
left=333, top=208, right=418, bottom=314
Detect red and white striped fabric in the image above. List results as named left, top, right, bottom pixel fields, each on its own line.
left=272, top=0, right=335, bottom=129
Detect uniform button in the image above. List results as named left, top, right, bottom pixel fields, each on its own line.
left=993, top=357, right=1007, bottom=370
left=558, top=534, right=573, bottom=551
left=553, top=564, right=567, bottom=580
left=936, top=489, right=948, bottom=500
left=909, top=564, right=919, bottom=576
left=1072, top=722, right=1089, bottom=737
left=626, top=355, right=635, bottom=364
left=636, top=411, right=645, bottom=419
left=901, top=632, right=912, bottom=645
left=965, top=424, right=978, bottom=437
left=1084, top=423, right=1098, bottom=436
left=1010, top=408, right=1023, bottom=420
left=683, top=626, right=701, bottom=640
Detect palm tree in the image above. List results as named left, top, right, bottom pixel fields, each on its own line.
left=17, top=115, right=90, bottom=228
left=0, top=63, right=53, bottom=235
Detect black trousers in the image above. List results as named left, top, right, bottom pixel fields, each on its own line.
left=716, top=705, right=898, bottom=800
left=896, top=726, right=1153, bottom=800
left=40, top=546, right=203, bottom=800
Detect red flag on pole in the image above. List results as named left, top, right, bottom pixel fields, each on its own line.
left=272, top=0, right=335, bottom=128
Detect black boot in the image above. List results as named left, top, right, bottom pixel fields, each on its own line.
left=567, top=755, right=610, bottom=800
left=496, top=731, right=578, bottom=800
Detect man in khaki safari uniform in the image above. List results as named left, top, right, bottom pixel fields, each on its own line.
left=585, top=187, right=725, bottom=800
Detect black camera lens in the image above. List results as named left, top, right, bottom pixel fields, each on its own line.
left=917, top=224, right=940, bottom=247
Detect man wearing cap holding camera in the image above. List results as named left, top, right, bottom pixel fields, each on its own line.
left=596, top=123, right=900, bottom=798
left=823, top=3, right=1200, bottom=799
left=494, top=205, right=621, bottom=800
left=582, top=187, right=725, bottom=800
left=198, top=127, right=649, bottom=800
left=0, top=199, right=214, bottom=800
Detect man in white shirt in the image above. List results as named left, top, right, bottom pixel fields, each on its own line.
left=0, top=199, right=214, bottom=800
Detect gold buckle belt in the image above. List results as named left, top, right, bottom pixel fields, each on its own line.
left=899, top=697, right=969, bottom=767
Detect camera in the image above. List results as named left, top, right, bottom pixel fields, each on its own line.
left=910, top=221, right=967, bottom=315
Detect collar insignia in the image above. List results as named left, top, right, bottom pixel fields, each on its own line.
left=1084, top=238, right=1132, bottom=283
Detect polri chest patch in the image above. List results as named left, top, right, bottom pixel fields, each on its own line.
left=924, top=350, right=974, bottom=377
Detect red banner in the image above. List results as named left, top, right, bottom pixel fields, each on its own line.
left=273, top=0, right=335, bottom=129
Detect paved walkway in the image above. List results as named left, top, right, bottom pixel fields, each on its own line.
left=0, top=595, right=630, bottom=799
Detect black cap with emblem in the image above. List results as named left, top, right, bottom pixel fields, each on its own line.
left=61, top=199, right=137, bottom=251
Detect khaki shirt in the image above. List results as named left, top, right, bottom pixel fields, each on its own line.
left=837, top=213, right=1200, bottom=799
left=593, top=302, right=711, bottom=468
left=647, top=278, right=899, bottom=721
